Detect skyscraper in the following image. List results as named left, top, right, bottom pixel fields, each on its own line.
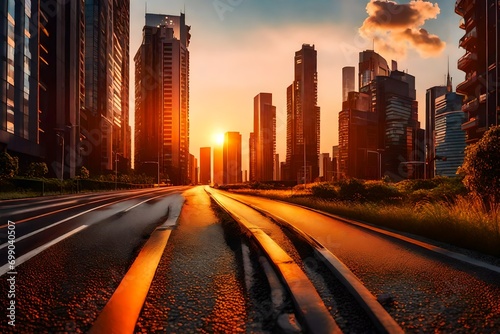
left=84, top=0, right=130, bottom=175
left=254, top=93, right=276, bottom=181
left=273, top=153, right=280, bottom=181
left=455, top=0, right=500, bottom=144
left=285, top=44, right=320, bottom=183
left=342, top=66, right=355, bottom=102
left=223, top=132, right=242, bottom=184
left=199, top=147, right=211, bottom=184
left=435, top=92, right=466, bottom=177
left=1, top=1, right=86, bottom=180
left=213, top=145, right=223, bottom=186
left=425, top=85, right=448, bottom=179
left=1, top=1, right=43, bottom=164
left=358, top=50, right=390, bottom=90
left=135, top=13, right=191, bottom=185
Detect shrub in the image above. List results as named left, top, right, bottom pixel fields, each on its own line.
left=311, top=183, right=338, bottom=199
left=364, top=181, right=402, bottom=202
left=0, top=151, right=18, bottom=179
left=338, top=178, right=366, bottom=201
left=26, top=162, right=48, bottom=178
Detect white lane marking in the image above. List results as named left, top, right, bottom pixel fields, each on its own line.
left=123, top=194, right=168, bottom=212
left=0, top=225, right=87, bottom=277
left=0, top=200, right=122, bottom=250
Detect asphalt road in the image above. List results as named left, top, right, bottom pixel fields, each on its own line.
left=215, top=190, right=500, bottom=332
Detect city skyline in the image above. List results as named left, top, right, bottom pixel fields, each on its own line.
left=130, top=0, right=465, bottom=171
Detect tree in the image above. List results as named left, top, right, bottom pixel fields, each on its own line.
left=0, top=151, right=18, bottom=179
left=26, top=162, right=48, bottom=178
left=458, top=125, right=500, bottom=207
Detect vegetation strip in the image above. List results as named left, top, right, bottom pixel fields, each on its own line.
left=207, top=189, right=341, bottom=334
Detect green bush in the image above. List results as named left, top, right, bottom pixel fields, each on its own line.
left=311, top=183, right=338, bottom=199
left=26, top=162, right=48, bottom=178
left=338, top=178, right=366, bottom=201
left=364, top=181, right=402, bottom=202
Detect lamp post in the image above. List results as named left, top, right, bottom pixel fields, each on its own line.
left=114, top=152, right=122, bottom=190
left=56, top=133, right=64, bottom=183
left=367, top=150, right=381, bottom=179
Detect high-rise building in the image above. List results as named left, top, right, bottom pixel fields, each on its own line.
left=319, top=153, right=333, bottom=181
left=254, top=93, right=276, bottom=181
left=285, top=44, right=320, bottom=183
left=435, top=94, right=466, bottom=177
left=83, top=0, right=130, bottom=175
left=213, top=145, right=223, bottom=186
left=426, top=85, right=448, bottom=179
left=1, top=1, right=87, bottom=180
left=249, top=132, right=256, bottom=182
left=1, top=1, right=43, bottom=166
left=342, top=66, right=355, bottom=102
left=358, top=50, right=390, bottom=90
left=223, top=132, right=242, bottom=184
left=455, top=0, right=500, bottom=144
left=338, top=92, right=379, bottom=179
left=135, top=13, right=190, bottom=185
left=199, top=147, right=211, bottom=184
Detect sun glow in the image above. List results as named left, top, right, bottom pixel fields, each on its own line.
left=213, top=133, right=225, bottom=146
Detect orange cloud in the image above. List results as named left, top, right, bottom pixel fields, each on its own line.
left=359, top=0, right=445, bottom=58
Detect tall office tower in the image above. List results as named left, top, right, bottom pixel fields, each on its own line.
left=358, top=50, right=390, bottom=90
left=361, top=70, right=423, bottom=180
left=285, top=44, right=320, bottom=183
left=199, top=147, right=211, bottom=184
left=223, top=132, right=242, bottom=184
left=273, top=153, right=280, bottom=181
left=426, top=86, right=448, bottom=179
left=249, top=132, right=256, bottom=182
left=254, top=93, right=276, bottom=181
left=456, top=0, right=500, bottom=144
left=342, top=67, right=355, bottom=102
left=435, top=91, right=465, bottom=177
left=213, top=145, right=223, bottom=185
left=84, top=0, right=130, bottom=175
left=135, top=13, right=190, bottom=185
left=39, top=1, right=86, bottom=179
left=338, top=92, right=379, bottom=179
left=1, top=1, right=42, bottom=166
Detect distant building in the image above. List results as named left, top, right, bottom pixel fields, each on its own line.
left=342, top=67, right=355, bottom=103
left=358, top=50, right=390, bottom=89
left=223, top=132, right=242, bottom=184
left=134, top=13, right=190, bottom=185
left=254, top=93, right=276, bottom=181
left=455, top=0, right=500, bottom=144
left=213, top=145, right=223, bottom=186
left=332, top=146, right=339, bottom=181
left=249, top=132, right=256, bottom=182
left=273, top=154, right=280, bottom=181
left=319, top=153, right=333, bottom=182
left=338, top=92, right=379, bottom=179
left=285, top=44, right=320, bottom=184
left=426, top=85, right=449, bottom=179
left=435, top=92, right=465, bottom=177
left=188, top=154, right=198, bottom=185
left=199, top=147, right=211, bottom=184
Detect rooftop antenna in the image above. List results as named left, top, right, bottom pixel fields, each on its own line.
left=446, top=55, right=453, bottom=92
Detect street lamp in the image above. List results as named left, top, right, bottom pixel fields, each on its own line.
left=56, top=132, right=64, bottom=183
left=114, top=152, right=122, bottom=190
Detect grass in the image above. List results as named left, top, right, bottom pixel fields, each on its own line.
left=229, top=188, right=500, bottom=257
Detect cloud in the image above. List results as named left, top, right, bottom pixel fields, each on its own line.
left=359, top=0, right=445, bottom=58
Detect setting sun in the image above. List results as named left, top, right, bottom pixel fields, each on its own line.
left=213, top=133, right=225, bottom=146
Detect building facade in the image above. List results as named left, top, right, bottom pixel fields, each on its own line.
left=249, top=132, right=255, bottom=182
left=425, top=85, right=448, bottom=179
left=134, top=13, right=190, bottom=185
left=342, top=66, right=355, bottom=103
left=285, top=44, right=320, bottom=183
left=455, top=0, right=500, bottom=144
left=213, top=145, right=223, bottom=186
left=199, top=147, right=211, bottom=184
left=223, top=132, right=242, bottom=184
left=435, top=92, right=465, bottom=177
left=254, top=93, right=276, bottom=181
